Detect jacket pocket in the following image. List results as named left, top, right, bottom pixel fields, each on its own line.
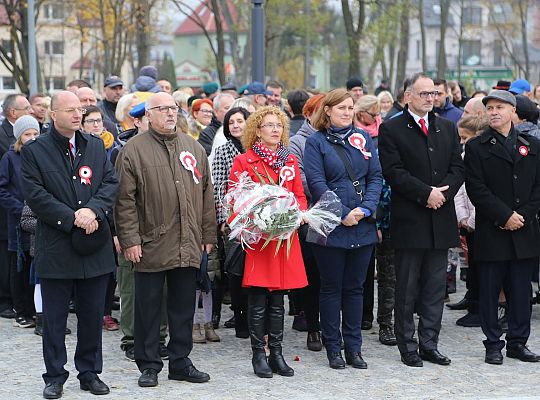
left=141, top=225, right=163, bottom=244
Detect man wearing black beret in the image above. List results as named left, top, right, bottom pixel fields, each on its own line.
left=465, top=90, right=540, bottom=365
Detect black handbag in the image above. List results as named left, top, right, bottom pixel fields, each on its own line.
left=224, top=242, right=245, bottom=277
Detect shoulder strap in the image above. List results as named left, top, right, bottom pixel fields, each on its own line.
left=329, top=142, right=363, bottom=199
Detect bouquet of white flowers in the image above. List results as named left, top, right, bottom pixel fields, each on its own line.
left=223, top=171, right=342, bottom=254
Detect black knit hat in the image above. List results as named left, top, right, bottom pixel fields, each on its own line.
left=515, top=94, right=540, bottom=123
left=71, top=220, right=111, bottom=256
left=346, top=77, right=363, bottom=90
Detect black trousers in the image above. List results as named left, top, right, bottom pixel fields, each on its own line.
left=477, top=257, right=536, bottom=351
left=294, top=226, right=320, bottom=332
left=362, top=249, right=376, bottom=324
left=134, top=267, right=196, bottom=373
left=394, top=249, right=447, bottom=354
left=0, top=240, right=11, bottom=312
left=10, top=251, right=34, bottom=318
left=103, top=272, right=116, bottom=316
left=41, top=273, right=109, bottom=384
left=464, top=233, right=479, bottom=312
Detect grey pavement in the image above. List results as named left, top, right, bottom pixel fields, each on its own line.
left=1, top=278, right=540, bottom=400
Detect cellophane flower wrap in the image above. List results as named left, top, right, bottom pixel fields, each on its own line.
left=223, top=171, right=342, bottom=254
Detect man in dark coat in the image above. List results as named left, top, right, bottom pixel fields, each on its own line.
left=0, top=93, right=32, bottom=318
left=465, top=90, right=540, bottom=365
left=379, top=73, right=464, bottom=368
left=433, top=79, right=463, bottom=124
left=21, top=91, right=118, bottom=399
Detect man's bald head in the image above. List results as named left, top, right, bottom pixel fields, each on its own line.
left=50, top=91, right=84, bottom=137
left=76, top=87, right=97, bottom=106
left=145, top=92, right=174, bottom=110
left=463, top=98, right=486, bottom=118
left=145, top=92, right=178, bottom=135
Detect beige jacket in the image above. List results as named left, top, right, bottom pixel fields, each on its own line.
left=115, top=127, right=217, bottom=272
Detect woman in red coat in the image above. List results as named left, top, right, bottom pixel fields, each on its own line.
left=228, top=106, right=308, bottom=378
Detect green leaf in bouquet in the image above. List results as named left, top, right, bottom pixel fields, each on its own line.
left=260, top=235, right=273, bottom=251
left=275, top=238, right=283, bottom=256
left=286, top=231, right=295, bottom=258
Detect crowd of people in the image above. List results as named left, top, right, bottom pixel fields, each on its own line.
left=0, top=66, right=540, bottom=399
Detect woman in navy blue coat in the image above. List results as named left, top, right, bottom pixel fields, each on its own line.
left=304, top=89, right=382, bottom=369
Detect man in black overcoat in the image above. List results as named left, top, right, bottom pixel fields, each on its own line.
left=379, top=73, right=464, bottom=367
left=21, top=91, right=118, bottom=399
left=465, top=90, right=540, bottom=365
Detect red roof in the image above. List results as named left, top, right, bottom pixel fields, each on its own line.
left=174, top=0, right=242, bottom=36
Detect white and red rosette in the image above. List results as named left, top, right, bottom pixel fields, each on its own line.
left=78, top=166, right=92, bottom=185
left=348, top=132, right=372, bottom=159
left=279, top=165, right=295, bottom=186
left=180, top=151, right=202, bottom=184
left=519, top=146, right=529, bottom=157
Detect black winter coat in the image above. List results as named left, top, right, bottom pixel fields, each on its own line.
left=21, top=126, right=118, bottom=279
left=0, top=119, right=15, bottom=241
left=378, top=106, right=464, bottom=249
left=465, top=126, right=540, bottom=262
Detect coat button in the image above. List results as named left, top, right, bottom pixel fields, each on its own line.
left=432, top=170, right=438, bottom=175
left=513, top=174, right=518, bottom=179
left=429, top=147, right=434, bottom=152
left=516, top=198, right=520, bottom=203
left=73, top=176, right=76, bottom=180
left=175, top=180, right=180, bottom=184
left=57, top=221, right=61, bottom=225
left=78, top=201, right=82, bottom=204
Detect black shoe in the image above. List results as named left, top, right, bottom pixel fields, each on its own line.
left=456, top=312, right=481, bottom=327
left=0, top=308, right=15, bottom=319
left=13, top=315, right=35, bottom=328
left=361, top=321, right=372, bottom=330
left=507, top=344, right=540, bottom=362
left=419, top=349, right=451, bottom=365
left=223, top=315, right=235, bottom=328
left=485, top=349, right=503, bottom=365
left=80, top=377, right=110, bottom=395
left=292, top=312, right=308, bottom=332
left=268, top=350, right=294, bottom=377
left=307, top=331, right=323, bottom=352
left=168, top=365, right=210, bottom=383
left=345, top=351, right=368, bottom=369
left=446, top=297, right=469, bottom=310
left=212, top=314, right=220, bottom=329
left=327, top=352, right=346, bottom=369
left=138, top=368, right=158, bottom=387
left=252, top=349, right=273, bottom=378
left=401, top=351, right=423, bottom=367
left=43, top=382, right=63, bottom=399
left=235, top=329, right=249, bottom=339
left=379, top=326, right=397, bottom=346
left=125, top=346, right=135, bottom=362
left=159, top=344, right=169, bottom=360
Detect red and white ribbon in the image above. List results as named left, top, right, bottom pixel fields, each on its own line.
left=78, top=166, right=92, bottom=185
left=348, top=132, right=372, bottom=159
left=279, top=165, right=295, bottom=186
left=180, top=151, right=202, bottom=184
left=519, top=146, right=529, bottom=157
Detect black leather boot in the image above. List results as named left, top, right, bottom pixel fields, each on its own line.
left=248, top=293, right=272, bottom=378
left=267, top=293, right=294, bottom=377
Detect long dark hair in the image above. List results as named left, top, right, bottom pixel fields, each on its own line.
left=223, top=107, right=250, bottom=154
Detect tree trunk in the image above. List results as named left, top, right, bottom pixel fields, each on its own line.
left=456, top=0, right=464, bottom=81
left=341, top=0, right=364, bottom=77
left=135, top=0, right=151, bottom=72
left=436, top=0, right=450, bottom=78
left=388, top=43, right=396, bottom=90
left=210, top=0, right=225, bottom=84
left=419, top=0, right=427, bottom=72
left=221, top=0, right=242, bottom=84
left=395, top=0, right=410, bottom=92
left=518, top=0, right=530, bottom=80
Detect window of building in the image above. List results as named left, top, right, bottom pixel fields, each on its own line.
left=45, top=76, right=65, bottom=91
left=462, top=7, right=482, bottom=25
left=43, top=3, right=64, bottom=20
left=461, top=40, right=481, bottom=66
left=1, top=76, right=15, bottom=90
left=44, top=40, right=64, bottom=56
left=493, top=40, right=502, bottom=66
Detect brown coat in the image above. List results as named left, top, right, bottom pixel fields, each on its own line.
left=114, top=127, right=217, bottom=272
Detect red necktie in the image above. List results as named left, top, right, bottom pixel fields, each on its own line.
left=69, top=143, right=75, bottom=164
left=419, top=118, right=428, bottom=136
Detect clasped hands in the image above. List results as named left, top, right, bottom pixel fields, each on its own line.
left=342, top=208, right=365, bottom=226
left=503, top=211, right=524, bottom=231
left=74, top=208, right=98, bottom=234
left=427, top=185, right=449, bottom=209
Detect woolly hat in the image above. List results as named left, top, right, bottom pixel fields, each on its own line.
left=346, top=77, right=363, bottom=90
left=139, top=65, right=158, bottom=80
left=13, top=115, right=40, bottom=140
left=515, top=94, right=539, bottom=123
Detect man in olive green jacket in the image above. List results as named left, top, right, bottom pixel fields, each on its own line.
left=115, top=92, right=217, bottom=388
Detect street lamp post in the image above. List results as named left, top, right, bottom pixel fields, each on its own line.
left=251, top=0, right=265, bottom=82
left=27, top=0, right=38, bottom=95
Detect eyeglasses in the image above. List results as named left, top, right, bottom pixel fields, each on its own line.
left=259, top=123, right=284, bottom=130
left=84, top=118, right=102, bottom=125
left=52, top=107, right=86, bottom=114
left=147, top=105, right=179, bottom=113
left=198, top=109, right=214, bottom=114
left=14, top=106, right=33, bottom=112
left=413, top=91, right=439, bottom=99
left=362, top=110, right=380, bottom=118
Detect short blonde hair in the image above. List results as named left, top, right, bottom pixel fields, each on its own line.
left=377, top=90, right=393, bottom=104
left=242, top=106, right=290, bottom=150
left=115, top=93, right=139, bottom=122
left=172, top=90, right=190, bottom=110
left=355, top=95, right=380, bottom=113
